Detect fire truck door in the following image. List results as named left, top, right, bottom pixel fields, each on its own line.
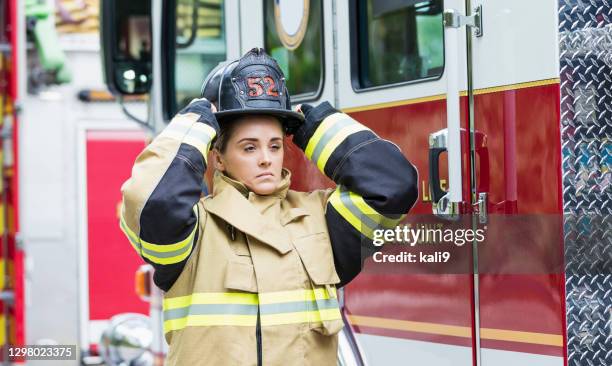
left=468, top=1, right=565, bottom=365
left=335, top=0, right=479, bottom=365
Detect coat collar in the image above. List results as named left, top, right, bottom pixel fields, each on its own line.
left=212, top=168, right=291, bottom=199
left=203, top=168, right=293, bottom=254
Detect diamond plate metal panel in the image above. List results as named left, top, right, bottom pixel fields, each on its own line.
left=559, top=1, right=612, bottom=365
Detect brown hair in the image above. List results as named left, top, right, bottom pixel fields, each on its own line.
left=212, top=117, right=239, bottom=153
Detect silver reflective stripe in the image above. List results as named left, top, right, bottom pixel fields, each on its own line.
left=164, top=303, right=258, bottom=321
left=260, top=298, right=340, bottom=315
left=164, top=299, right=340, bottom=320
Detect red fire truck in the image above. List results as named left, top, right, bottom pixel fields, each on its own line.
left=101, top=0, right=610, bottom=365
left=0, top=0, right=25, bottom=361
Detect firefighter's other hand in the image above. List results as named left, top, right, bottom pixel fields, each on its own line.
left=179, top=97, right=220, bottom=132
left=293, top=102, right=339, bottom=150
left=295, top=103, right=313, bottom=116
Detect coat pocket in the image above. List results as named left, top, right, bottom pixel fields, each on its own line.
left=292, top=232, right=340, bottom=285
left=224, top=260, right=258, bottom=293
left=292, top=232, right=344, bottom=336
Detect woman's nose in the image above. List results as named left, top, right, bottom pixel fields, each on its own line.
left=259, top=151, right=272, bottom=166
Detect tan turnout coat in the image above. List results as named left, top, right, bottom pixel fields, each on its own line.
left=163, top=169, right=343, bottom=365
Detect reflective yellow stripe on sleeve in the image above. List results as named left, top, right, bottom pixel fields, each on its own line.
left=183, top=122, right=216, bottom=164
left=119, top=206, right=198, bottom=265
left=158, top=114, right=193, bottom=141
left=328, top=186, right=405, bottom=240
left=304, top=113, right=372, bottom=172
left=158, top=114, right=217, bottom=164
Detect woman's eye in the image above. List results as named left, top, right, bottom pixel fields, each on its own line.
left=244, top=145, right=256, bottom=152
left=271, top=145, right=281, bottom=151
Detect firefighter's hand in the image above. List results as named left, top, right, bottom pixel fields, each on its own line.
left=179, top=97, right=220, bottom=132
left=293, top=101, right=339, bottom=150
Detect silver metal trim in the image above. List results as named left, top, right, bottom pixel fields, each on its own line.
left=465, top=1, right=482, bottom=365
left=428, top=129, right=461, bottom=219
left=559, top=1, right=612, bottom=364
left=332, top=0, right=340, bottom=108
left=474, top=192, right=488, bottom=224
left=429, top=129, right=448, bottom=149
left=443, top=5, right=483, bottom=37
left=151, top=0, right=165, bottom=133
left=433, top=195, right=461, bottom=219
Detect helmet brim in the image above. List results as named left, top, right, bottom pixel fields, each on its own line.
left=214, top=108, right=304, bottom=131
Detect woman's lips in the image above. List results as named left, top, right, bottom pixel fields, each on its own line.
left=257, top=172, right=273, bottom=178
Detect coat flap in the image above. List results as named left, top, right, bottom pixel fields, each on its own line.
left=224, top=260, right=258, bottom=293
left=203, top=188, right=292, bottom=254
left=293, top=232, right=341, bottom=285
left=280, top=208, right=310, bottom=226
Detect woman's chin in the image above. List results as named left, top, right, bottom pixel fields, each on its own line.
left=251, top=182, right=277, bottom=195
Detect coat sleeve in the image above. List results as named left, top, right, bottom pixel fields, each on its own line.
left=119, top=102, right=216, bottom=291
left=296, top=106, right=418, bottom=287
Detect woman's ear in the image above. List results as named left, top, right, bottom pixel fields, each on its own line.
left=212, top=149, right=226, bottom=172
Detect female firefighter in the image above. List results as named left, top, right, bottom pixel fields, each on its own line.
left=119, top=48, right=418, bottom=365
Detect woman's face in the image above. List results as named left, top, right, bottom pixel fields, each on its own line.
left=214, top=115, right=284, bottom=195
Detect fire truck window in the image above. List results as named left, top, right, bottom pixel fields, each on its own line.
left=173, top=0, right=226, bottom=113
left=264, top=0, right=324, bottom=99
left=354, top=0, right=444, bottom=89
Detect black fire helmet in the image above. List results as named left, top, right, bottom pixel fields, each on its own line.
left=200, top=47, right=304, bottom=133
